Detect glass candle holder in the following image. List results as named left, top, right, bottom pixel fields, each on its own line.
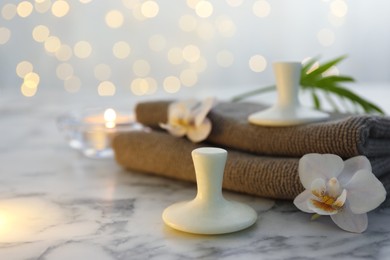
left=57, top=107, right=144, bottom=159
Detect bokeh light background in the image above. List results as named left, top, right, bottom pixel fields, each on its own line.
left=0, top=0, right=389, bottom=98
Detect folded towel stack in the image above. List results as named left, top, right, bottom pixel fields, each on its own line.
left=113, top=101, right=390, bottom=200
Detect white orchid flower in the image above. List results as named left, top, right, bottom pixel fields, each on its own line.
left=160, top=98, right=215, bottom=143
left=294, top=154, right=386, bottom=233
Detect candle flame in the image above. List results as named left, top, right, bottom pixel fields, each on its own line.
left=104, top=108, right=117, bottom=128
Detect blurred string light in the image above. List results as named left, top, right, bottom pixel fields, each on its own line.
left=32, top=25, right=50, bottom=43
left=131, top=6, right=146, bottom=21
left=1, top=3, right=17, bottom=20
left=17, top=1, right=33, bottom=18
left=98, top=81, right=116, bottom=96
left=73, top=41, right=92, bottom=59
left=249, top=55, right=267, bottom=72
left=44, top=36, right=61, bottom=53
left=122, top=0, right=139, bottom=10
left=141, top=1, right=159, bottom=18
left=168, top=47, right=184, bottom=65
left=56, top=63, right=74, bottom=80
left=182, top=44, right=201, bottom=63
left=3, top=0, right=271, bottom=97
left=55, top=62, right=83, bottom=94
left=16, top=61, right=33, bottom=78
left=0, top=27, right=11, bottom=45
left=122, top=0, right=160, bottom=21
left=130, top=77, right=157, bottom=96
left=330, top=0, right=348, bottom=17
left=164, top=44, right=207, bottom=93
left=215, top=16, right=236, bottom=37
left=51, top=0, right=70, bottom=18
left=187, top=0, right=201, bottom=9
left=16, top=60, right=40, bottom=97
left=105, top=10, right=124, bottom=28
left=145, top=77, right=158, bottom=94
left=133, top=59, right=151, bottom=77
left=3, top=0, right=243, bottom=97
left=328, top=0, right=347, bottom=27
left=24, top=72, right=40, bottom=88
left=21, top=72, right=40, bottom=97
left=0, top=0, right=349, bottom=98
left=322, top=0, right=347, bottom=43
left=216, top=50, right=234, bottom=68
left=195, top=1, right=213, bottom=18
left=79, top=0, right=93, bottom=4
left=113, top=41, right=131, bottom=59
left=180, top=69, right=198, bottom=87
left=163, top=76, right=181, bottom=93
left=55, top=44, right=73, bottom=61
left=252, top=0, right=271, bottom=18
left=57, top=60, right=74, bottom=78
left=226, top=0, right=243, bottom=7
left=35, top=0, right=52, bottom=14
left=32, top=24, right=74, bottom=61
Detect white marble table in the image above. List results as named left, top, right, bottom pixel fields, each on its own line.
left=1, top=88, right=390, bottom=260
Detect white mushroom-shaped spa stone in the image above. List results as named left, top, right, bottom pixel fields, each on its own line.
left=162, top=147, right=258, bottom=235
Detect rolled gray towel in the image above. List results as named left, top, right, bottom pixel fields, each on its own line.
left=135, top=101, right=390, bottom=161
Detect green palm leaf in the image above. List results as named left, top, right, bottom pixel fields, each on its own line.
left=231, top=56, right=384, bottom=115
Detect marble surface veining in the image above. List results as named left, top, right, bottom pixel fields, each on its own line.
left=1, top=90, right=390, bottom=260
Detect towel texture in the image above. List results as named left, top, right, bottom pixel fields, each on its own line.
left=136, top=101, right=390, bottom=159
left=112, top=100, right=390, bottom=200
left=113, top=131, right=390, bottom=199
left=113, top=131, right=302, bottom=199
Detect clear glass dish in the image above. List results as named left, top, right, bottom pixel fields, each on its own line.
left=56, top=107, right=144, bottom=159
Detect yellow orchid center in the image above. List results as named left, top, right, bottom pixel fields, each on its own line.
left=173, top=116, right=195, bottom=127
left=310, top=177, right=346, bottom=214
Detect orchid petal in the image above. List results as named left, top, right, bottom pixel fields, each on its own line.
left=193, top=97, right=215, bottom=126
left=168, top=100, right=199, bottom=125
left=185, top=100, right=203, bottom=121
left=327, top=177, right=342, bottom=198
left=338, top=156, right=372, bottom=185
left=159, top=123, right=187, bottom=137
left=159, top=123, right=171, bottom=131
left=163, top=99, right=214, bottom=143
left=331, top=205, right=368, bottom=233
left=187, top=118, right=212, bottom=143
left=334, top=189, right=347, bottom=208
left=168, top=103, right=186, bottom=123
left=299, top=154, right=344, bottom=190
left=293, top=190, right=315, bottom=213
left=345, top=169, right=386, bottom=214
left=310, top=178, right=326, bottom=198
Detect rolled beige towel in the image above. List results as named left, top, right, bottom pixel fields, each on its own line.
left=113, top=130, right=304, bottom=200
